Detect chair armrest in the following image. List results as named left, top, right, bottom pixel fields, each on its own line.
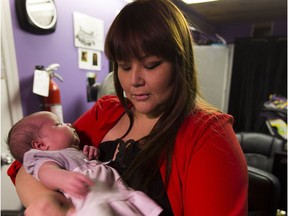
left=248, top=166, right=280, bottom=215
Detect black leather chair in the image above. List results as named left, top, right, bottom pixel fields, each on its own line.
left=236, top=132, right=284, bottom=172
left=247, top=166, right=280, bottom=216
left=236, top=132, right=285, bottom=216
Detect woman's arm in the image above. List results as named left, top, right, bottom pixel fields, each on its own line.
left=15, top=166, right=74, bottom=216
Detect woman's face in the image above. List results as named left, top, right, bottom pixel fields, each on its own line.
left=117, top=55, right=174, bottom=117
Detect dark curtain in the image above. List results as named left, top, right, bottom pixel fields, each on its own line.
left=228, top=37, right=287, bottom=133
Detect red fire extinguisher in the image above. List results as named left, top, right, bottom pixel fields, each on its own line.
left=39, top=64, right=64, bottom=121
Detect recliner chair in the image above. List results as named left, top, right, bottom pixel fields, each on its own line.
left=236, top=132, right=284, bottom=172
left=247, top=166, right=280, bottom=216
left=236, top=132, right=285, bottom=216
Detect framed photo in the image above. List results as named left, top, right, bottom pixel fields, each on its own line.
left=73, top=12, right=104, bottom=51
left=78, top=49, right=101, bottom=70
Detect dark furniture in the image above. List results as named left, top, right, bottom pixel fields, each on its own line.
left=236, top=132, right=284, bottom=172
left=247, top=166, right=280, bottom=216
left=272, top=152, right=287, bottom=211
left=236, top=132, right=286, bottom=215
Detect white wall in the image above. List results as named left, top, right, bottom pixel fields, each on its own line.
left=194, top=45, right=234, bottom=113
left=1, top=52, right=22, bottom=211
left=1, top=0, right=23, bottom=211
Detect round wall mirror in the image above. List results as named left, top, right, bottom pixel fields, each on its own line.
left=16, top=0, right=57, bottom=34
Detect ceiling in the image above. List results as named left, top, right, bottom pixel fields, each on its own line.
left=172, top=0, right=287, bottom=25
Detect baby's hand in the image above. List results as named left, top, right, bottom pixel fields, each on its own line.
left=83, top=145, right=100, bottom=160
left=60, top=172, right=93, bottom=198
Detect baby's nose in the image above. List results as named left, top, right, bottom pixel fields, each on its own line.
left=66, top=123, right=72, bottom=127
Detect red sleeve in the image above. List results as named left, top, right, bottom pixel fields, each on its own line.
left=73, top=95, right=125, bottom=149
left=163, top=112, right=248, bottom=215
left=185, top=114, right=248, bottom=215
left=7, top=160, right=22, bottom=185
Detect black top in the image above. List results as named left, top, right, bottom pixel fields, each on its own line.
left=98, top=139, right=173, bottom=215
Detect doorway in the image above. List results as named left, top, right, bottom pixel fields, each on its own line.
left=1, top=0, right=23, bottom=212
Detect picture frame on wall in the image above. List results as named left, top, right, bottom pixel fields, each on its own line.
left=78, top=49, right=101, bottom=71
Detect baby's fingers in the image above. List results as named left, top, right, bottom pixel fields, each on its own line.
left=83, top=145, right=100, bottom=160
left=88, top=148, right=100, bottom=160
left=78, top=174, right=94, bottom=186
left=65, top=174, right=94, bottom=198
left=83, top=145, right=89, bottom=155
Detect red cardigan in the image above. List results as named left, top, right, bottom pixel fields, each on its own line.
left=8, top=95, right=248, bottom=215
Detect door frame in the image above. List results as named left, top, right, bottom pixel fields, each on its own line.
left=1, top=0, right=23, bottom=123
left=1, top=0, right=23, bottom=211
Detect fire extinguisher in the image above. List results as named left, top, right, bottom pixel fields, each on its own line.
left=38, top=64, right=64, bottom=121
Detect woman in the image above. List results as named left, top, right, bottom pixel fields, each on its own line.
left=11, top=0, right=248, bottom=215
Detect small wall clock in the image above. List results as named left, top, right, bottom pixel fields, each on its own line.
left=15, top=0, right=57, bottom=34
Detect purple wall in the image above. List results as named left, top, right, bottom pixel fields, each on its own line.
left=9, top=0, right=126, bottom=123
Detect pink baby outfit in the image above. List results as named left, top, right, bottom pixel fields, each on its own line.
left=23, top=148, right=162, bottom=216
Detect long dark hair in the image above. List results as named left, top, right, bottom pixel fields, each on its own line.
left=105, top=0, right=199, bottom=191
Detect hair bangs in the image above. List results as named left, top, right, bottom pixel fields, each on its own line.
left=105, top=2, right=176, bottom=62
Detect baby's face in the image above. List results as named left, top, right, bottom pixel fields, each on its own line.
left=37, top=112, right=80, bottom=150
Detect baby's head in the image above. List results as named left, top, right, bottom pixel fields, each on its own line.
left=7, top=111, right=80, bottom=163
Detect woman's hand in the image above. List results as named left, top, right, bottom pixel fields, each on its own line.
left=83, top=145, right=100, bottom=160
left=15, top=167, right=74, bottom=216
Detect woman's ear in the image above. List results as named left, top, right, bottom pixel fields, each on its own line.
left=31, top=139, right=47, bottom=150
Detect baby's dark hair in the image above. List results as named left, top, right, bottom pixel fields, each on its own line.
left=7, top=118, right=40, bottom=163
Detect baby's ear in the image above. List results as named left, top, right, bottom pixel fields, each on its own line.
left=31, top=140, right=47, bottom=150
